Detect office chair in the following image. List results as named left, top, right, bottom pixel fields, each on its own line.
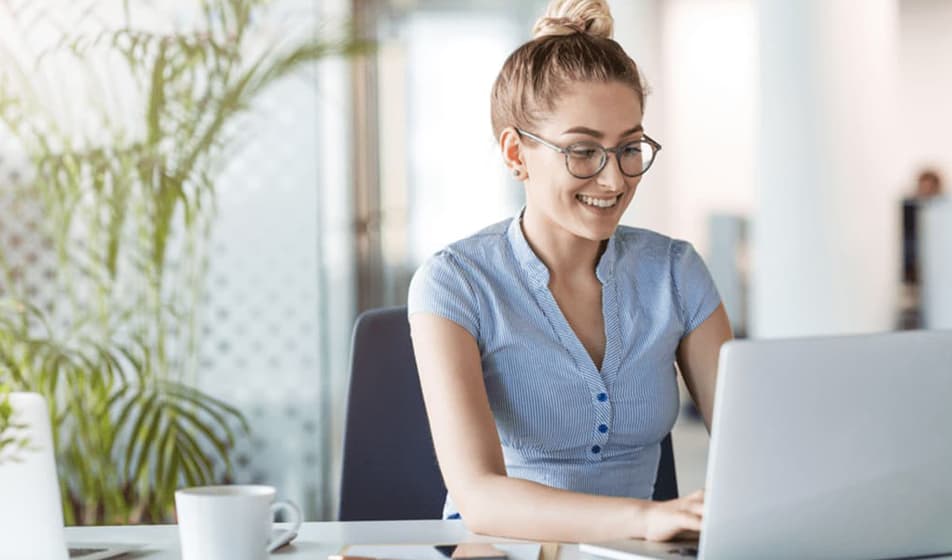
left=338, top=306, right=679, bottom=521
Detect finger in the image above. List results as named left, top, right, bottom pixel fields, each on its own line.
left=684, top=500, right=705, bottom=517
left=679, top=511, right=703, bottom=532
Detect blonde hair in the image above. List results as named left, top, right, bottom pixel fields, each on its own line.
left=490, top=0, right=645, bottom=140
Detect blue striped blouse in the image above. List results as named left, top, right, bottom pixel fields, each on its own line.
left=407, top=210, right=721, bottom=518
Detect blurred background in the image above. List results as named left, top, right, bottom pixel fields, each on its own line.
left=0, top=0, right=950, bottom=523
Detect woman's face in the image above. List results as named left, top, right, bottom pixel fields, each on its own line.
left=521, top=80, right=645, bottom=242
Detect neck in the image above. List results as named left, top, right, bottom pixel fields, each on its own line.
left=521, top=206, right=607, bottom=283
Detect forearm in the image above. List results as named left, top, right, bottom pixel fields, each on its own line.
left=454, top=474, right=651, bottom=543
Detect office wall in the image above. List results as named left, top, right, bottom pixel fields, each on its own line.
left=610, top=0, right=671, bottom=236
left=619, top=1, right=952, bottom=337
left=613, top=0, right=757, bottom=258
left=658, top=0, right=758, bottom=256
left=898, top=0, right=952, bottom=187
left=634, top=0, right=952, bottom=253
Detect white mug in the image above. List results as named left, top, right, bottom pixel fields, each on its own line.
left=175, top=485, right=301, bottom=560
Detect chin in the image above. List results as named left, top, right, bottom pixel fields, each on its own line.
left=577, top=222, right=618, bottom=242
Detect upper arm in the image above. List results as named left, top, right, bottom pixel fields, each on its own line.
left=669, top=239, right=731, bottom=430
left=675, top=304, right=732, bottom=431
left=409, top=312, right=506, bottom=513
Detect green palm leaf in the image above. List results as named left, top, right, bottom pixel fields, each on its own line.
left=0, top=0, right=366, bottom=523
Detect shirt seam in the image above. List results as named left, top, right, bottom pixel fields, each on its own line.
left=669, top=240, right=690, bottom=333
left=444, top=251, right=482, bottom=340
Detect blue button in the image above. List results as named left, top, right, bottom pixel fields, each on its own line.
left=598, top=424, right=608, bottom=433
left=597, top=393, right=608, bottom=402
left=591, top=445, right=602, bottom=454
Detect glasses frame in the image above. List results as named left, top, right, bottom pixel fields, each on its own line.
left=515, top=128, right=662, bottom=179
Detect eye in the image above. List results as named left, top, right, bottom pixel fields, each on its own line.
left=620, top=143, right=643, bottom=157
left=567, top=143, right=600, bottom=159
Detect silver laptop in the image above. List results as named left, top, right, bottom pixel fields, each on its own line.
left=581, top=330, right=952, bottom=560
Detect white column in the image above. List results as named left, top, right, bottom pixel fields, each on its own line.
left=752, top=0, right=901, bottom=337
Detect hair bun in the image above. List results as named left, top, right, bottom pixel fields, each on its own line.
left=532, top=0, right=614, bottom=40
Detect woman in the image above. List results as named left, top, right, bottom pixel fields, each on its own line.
left=407, top=0, right=732, bottom=543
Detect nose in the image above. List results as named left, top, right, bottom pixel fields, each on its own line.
left=596, top=153, right=627, bottom=191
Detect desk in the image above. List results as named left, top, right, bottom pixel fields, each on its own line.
left=64, top=521, right=952, bottom=560
left=65, top=520, right=579, bottom=560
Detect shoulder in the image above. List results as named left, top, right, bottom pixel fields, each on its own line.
left=612, top=226, right=709, bottom=287
left=411, top=217, right=513, bottom=288
left=613, top=225, right=686, bottom=262
left=415, top=217, right=513, bottom=279
left=408, top=218, right=513, bottom=339
left=442, top=218, right=511, bottom=260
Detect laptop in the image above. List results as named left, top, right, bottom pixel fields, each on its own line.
left=0, top=393, right=139, bottom=560
left=580, top=330, right=952, bottom=560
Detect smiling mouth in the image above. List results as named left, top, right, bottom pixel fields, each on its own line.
left=576, top=193, right=623, bottom=209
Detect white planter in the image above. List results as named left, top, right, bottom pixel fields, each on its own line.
left=0, top=392, right=69, bottom=560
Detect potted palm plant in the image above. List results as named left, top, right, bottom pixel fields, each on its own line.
left=0, top=0, right=367, bottom=524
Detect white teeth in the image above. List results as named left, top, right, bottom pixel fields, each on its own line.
left=577, top=194, right=620, bottom=208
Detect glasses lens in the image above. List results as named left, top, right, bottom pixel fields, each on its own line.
left=565, top=142, right=606, bottom=178
left=619, top=141, right=656, bottom=177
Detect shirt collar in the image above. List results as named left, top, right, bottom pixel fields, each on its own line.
left=507, top=207, right=619, bottom=287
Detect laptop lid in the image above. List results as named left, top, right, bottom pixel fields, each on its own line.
left=700, top=330, right=952, bottom=559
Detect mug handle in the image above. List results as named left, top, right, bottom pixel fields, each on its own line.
left=267, top=499, right=302, bottom=553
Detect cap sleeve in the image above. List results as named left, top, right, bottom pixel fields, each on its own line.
left=670, top=240, right=722, bottom=336
left=407, top=251, right=480, bottom=340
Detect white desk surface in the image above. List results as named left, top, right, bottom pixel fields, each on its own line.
left=64, top=520, right=952, bottom=560
left=65, top=520, right=584, bottom=560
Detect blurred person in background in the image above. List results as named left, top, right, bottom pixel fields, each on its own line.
left=899, top=168, right=945, bottom=329
left=407, top=0, right=732, bottom=544
left=914, top=169, right=944, bottom=199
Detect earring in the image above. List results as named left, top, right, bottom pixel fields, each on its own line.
left=512, top=169, right=521, bottom=177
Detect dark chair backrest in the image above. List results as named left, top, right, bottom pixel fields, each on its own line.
left=339, top=306, right=447, bottom=520
left=338, top=306, right=678, bottom=521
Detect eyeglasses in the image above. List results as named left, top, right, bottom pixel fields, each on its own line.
left=516, top=128, right=661, bottom=179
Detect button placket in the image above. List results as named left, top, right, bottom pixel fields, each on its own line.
left=590, top=389, right=612, bottom=460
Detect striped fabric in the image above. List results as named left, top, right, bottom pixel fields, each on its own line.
left=407, top=209, right=721, bottom=518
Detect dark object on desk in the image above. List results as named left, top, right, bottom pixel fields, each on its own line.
left=338, top=306, right=679, bottom=521
left=66, top=544, right=140, bottom=559
left=436, top=543, right=509, bottom=559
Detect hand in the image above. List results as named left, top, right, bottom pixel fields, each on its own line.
left=642, top=489, right=705, bottom=542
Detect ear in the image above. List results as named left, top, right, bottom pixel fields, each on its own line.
left=499, top=127, right=527, bottom=180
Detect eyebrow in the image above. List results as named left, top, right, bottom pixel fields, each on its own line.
left=561, top=125, right=644, bottom=139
